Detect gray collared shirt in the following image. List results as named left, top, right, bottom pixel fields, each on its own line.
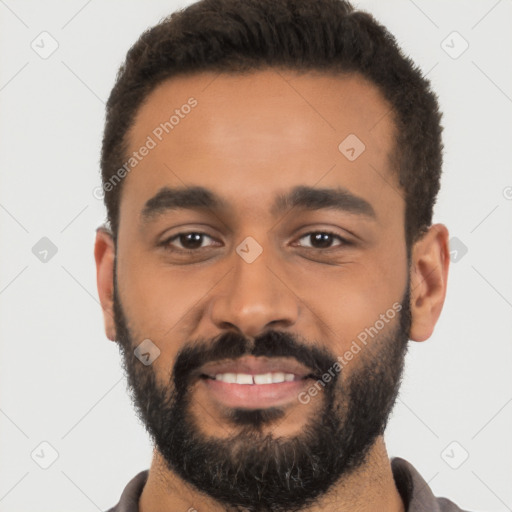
left=105, top=457, right=471, bottom=511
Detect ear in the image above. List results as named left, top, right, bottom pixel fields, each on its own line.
left=94, top=226, right=117, bottom=341
left=409, top=223, right=450, bottom=342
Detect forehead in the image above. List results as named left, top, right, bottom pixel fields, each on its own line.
left=121, top=69, right=400, bottom=225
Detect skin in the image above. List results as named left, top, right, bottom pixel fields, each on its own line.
left=95, top=69, right=450, bottom=511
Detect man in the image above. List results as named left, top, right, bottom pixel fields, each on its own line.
left=94, top=0, right=470, bottom=510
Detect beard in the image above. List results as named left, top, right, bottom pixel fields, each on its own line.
left=112, top=271, right=411, bottom=512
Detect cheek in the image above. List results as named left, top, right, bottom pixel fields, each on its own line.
left=275, top=246, right=406, bottom=353
left=117, top=255, right=227, bottom=373
left=119, top=247, right=208, bottom=330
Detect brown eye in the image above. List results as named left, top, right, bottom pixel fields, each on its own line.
left=296, top=231, right=348, bottom=249
left=164, top=232, right=217, bottom=251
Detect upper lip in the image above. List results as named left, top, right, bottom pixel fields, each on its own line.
left=198, top=355, right=317, bottom=379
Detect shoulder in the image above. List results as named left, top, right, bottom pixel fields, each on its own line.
left=391, top=457, right=473, bottom=512
left=104, top=469, right=149, bottom=512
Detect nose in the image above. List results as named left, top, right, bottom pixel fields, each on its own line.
left=209, top=247, right=300, bottom=339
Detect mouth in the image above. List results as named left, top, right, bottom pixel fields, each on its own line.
left=197, top=356, right=320, bottom=409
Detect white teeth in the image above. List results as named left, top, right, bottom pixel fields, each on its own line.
left=235, top=373, right=253, bottom=385
left=219, top=373, right=237, bottom=383
left=271, top=372, right=286, bottom=383
left=253, top=373, right=273, bottom=385
left=214, top=372, right=297, bottom=384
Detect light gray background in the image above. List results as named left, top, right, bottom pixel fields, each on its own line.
left=0, top=0, right=511, bottom=510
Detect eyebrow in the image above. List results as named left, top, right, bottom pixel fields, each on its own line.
left=140, top=185, right=376, bottom=224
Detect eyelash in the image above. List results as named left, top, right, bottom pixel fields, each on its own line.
left=160, top=230, right=351, bottom=254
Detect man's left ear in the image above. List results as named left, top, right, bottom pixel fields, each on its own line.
left=409, top=223, right=450, bottom=342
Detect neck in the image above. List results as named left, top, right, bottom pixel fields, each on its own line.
left=139, top=436, right=405, bottom=512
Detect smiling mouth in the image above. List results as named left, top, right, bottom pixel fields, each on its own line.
left=197, top=355, right=319, bottom=381
left=195, top=356, right=321, bottom=409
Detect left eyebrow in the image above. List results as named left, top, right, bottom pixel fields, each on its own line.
left=140, top=184, right=376, bottom=225
left=271, top=185, right=376, bottom=219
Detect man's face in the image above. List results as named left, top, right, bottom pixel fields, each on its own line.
left=111, top=69, right=411, bottom=509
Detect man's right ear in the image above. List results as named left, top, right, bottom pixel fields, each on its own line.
left=94, top=226, right=117, bottom=341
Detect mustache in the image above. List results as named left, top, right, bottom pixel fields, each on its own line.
left=172, top=329, right=340, bottom=394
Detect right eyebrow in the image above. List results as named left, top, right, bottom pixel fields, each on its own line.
left=140, top=186, right=228, bottom=225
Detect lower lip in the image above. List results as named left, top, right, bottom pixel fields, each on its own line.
left=201, top=377, right=313, bottom=409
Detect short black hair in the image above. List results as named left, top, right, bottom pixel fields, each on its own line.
left=100, top=0, right=443, bottom=249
